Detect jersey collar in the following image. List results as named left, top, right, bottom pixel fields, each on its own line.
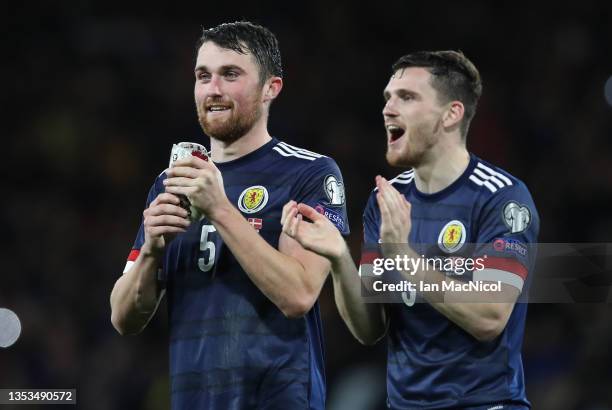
left=214, top=137, right=279, bottom=171
left=410, top=153, right=477, bottom=201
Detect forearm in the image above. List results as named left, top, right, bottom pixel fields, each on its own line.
left=211, top=203, right=319, bottom=318
left=384, top=245, right=515, bottom=341
left=110, top=247, right=163, bottom=335
left=421, top=269, right=513, bottom=340
left=331, top=247, right=388, bottom=345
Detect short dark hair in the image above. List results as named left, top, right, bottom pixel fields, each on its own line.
left=196, top=21, right=283, bottom=84
left=392, top=50, right=482, bottom=138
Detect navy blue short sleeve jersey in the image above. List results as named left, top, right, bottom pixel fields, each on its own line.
left=124, top=138, right=349, bottom=410
left=361, top=154, right=539, bottom=409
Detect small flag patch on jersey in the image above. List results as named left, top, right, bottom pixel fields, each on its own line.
left=248, top=218, right=263, bottom=232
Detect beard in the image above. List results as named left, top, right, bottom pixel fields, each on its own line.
left=386, top=117, right=440, bottom=168
left=197, top=91, right=262, bottom=144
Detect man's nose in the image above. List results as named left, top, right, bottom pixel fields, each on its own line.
left=206, top=74, right=223, bottom=97
left=383, top=99, right=398, bottom=117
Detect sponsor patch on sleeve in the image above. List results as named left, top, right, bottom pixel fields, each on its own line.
left=315, top=204, right=346, bottom=231
left=492, top=238, right=528, bottom=256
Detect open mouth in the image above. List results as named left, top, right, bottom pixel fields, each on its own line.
left=386, top=124, right=406, bottom=143
left=206, top=104, right=232, bottom=113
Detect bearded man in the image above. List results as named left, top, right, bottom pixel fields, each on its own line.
left=110, top=21, right=349, bottom=410
left=282, top=51, right=539, bottom=410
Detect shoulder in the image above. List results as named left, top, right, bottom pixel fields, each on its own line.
left=271, top=139, right=342, bottom=175
left=468, top=157, right=539, bottom=228
left=271, top=140, right=328, bottom=163
left=145, top=171, right=167, bottom=200
left=468, top=157, right=533, bottom=201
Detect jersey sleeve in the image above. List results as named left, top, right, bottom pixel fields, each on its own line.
left=473, top=182, right=540, bottom=292
left=123, top=174, right=166, bottom=273
left=360, top=191, right=381, bottom=266
left=292, top=157, right=350, bottom=235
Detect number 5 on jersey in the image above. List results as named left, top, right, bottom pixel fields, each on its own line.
left=198, top=225, right=216, bottom=272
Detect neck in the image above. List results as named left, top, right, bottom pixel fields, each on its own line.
left=210, top=119, right=271, bottom=162
left=413, top=140, right=470, bottom=194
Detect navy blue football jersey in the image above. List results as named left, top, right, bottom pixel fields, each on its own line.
left=361, top=154, right=539, bottom=409
left=124, top=138, right=349, bottom=410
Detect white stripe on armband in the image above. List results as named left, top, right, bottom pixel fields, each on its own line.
left=473, top=268, right=524, bottom=292
left=358, top=263, right=376, bottom=277
left=123, top=260, right=135, bottom=274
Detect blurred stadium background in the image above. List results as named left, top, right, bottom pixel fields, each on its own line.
left=2, top=2, right=612, bottom=409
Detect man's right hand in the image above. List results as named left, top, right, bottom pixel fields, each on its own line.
left=142, top=193, right=191, bottom=255
left=281, top=200, right=346, bottom=261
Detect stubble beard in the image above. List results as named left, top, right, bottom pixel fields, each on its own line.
left=197, top=92, right=263, bottom=144
left=386, top=118, right=440, bottom=168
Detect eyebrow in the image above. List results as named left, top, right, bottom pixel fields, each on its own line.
left=195, top=64, right=245, bottom=73
left=383, top=88, right=419, bottom=100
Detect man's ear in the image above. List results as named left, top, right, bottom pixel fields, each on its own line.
left=442, top=101, right=465, bottom=129
left=263, top=77, right=283, bottom=103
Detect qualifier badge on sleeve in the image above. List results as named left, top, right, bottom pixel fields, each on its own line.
left=168, top=142, right=210, bottom=222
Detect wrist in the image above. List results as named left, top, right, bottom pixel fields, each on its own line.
left=206, top=198, right=234, bottom=223
left=330, top=240, right=351, bottom=270
left=140, top=242, right=164, bottom=262
left=380, top=242, right=412, bottom=259
left=381, top=233, right=408, bottom=244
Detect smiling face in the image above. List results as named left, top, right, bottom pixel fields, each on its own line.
left=194, top=41, right=265, bottom=143
left=382, top=67, right=447, bottom=168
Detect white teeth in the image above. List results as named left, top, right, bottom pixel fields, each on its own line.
left=386, top=125, right=403, bottom=132
left=208, top=106, right=230, bottom=112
